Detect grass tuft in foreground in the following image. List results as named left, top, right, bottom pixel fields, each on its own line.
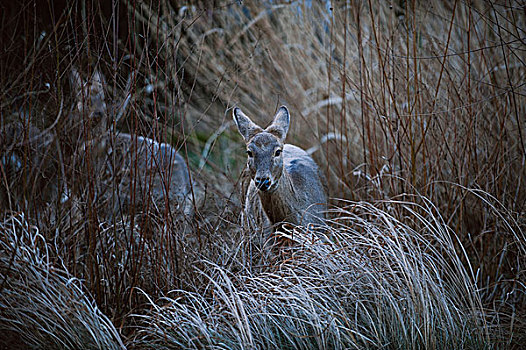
left=132, top=197, right=504, bottom=349
left=0, top=215, right=126, bottom=349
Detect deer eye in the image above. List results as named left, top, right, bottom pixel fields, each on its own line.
left=274, top=149, right=282, bottom=157
left=246, top=150, right=253, bottom=157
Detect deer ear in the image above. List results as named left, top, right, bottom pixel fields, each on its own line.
left=90, top=69, right=106, bottom=104
left=70, top=67, right=86, bottom=113
left=70, top=67, right=83, bottom=95
left=266, top=106, right=290, bottom=142
left=233, top=107, right=262, bottom=142
left=91, top=70, right=105, bottom=90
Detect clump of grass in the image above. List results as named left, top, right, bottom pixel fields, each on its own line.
left=133, top=197, right=500, bottom=349
left=0, top=214, right=126, bottom=349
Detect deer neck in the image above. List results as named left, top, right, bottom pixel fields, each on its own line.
left=257, top=167, right=296, bottom=224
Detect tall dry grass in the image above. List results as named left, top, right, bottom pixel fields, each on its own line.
left=0, top=0, right=525, bottom=348
left=156, top=0, right=526, bottom=330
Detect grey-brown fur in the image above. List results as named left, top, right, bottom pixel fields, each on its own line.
left=106, top=133, right=193, bottom=217
left=233, top=106, right=327, bottom=227
left=1, top=67, right=194, bottom=218
left=68, top=67, right=108, bottom=150
left=67, top=68, right=193, bottom=218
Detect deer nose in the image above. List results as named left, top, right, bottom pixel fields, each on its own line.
left=254, top=177, right=271, bottom=191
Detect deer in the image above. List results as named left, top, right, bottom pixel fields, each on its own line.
left=233, top=106, right=327, bottom=230
left=65, top=67, right=194, bottom=218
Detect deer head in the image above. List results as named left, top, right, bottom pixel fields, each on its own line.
left=69, top=67, right=108, bottom=134
left=233, top=106, right=290, bottom=192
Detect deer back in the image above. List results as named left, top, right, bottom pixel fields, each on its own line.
left=107, top=133, right=193, bottom=217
